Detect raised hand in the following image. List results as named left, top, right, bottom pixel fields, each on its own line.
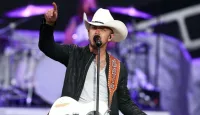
left=44, top=2, right=58, bottom=26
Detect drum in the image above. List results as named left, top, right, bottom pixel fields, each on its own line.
left=34, top=55, right=66, bottom=104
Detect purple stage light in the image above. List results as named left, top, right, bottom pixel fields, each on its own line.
left=5, top=5, right=53, bottom=18
left=109, top=6, right=152, bottom=19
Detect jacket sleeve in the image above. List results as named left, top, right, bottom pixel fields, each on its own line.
left=117, top=63, right=147, bottom=115
left=38, top=19, right=73, bottom=66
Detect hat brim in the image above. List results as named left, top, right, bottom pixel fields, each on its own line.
left=83, top=13, right=128, bottom=42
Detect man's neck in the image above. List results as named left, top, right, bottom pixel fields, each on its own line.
left=89, top=45, right=107, bottom=61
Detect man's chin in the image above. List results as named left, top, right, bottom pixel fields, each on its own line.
left=90, top=41, right=104, bottom=49
left=90, top=43, right=98, bottom=48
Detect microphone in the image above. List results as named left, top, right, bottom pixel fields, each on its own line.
left=93, top=35, right=102, bottom=47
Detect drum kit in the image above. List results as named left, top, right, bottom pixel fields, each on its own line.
left=0, top=3, right=160, bottom=109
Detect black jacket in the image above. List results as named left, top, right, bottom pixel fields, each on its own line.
left=39, top=23, right=146, bottom=115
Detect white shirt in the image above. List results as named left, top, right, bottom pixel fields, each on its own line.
left=79, top=60, right=108, bottom=106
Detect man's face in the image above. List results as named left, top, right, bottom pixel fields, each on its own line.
left=88, top=25, right=113, bottom=48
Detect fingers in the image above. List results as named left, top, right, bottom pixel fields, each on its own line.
left=52, top=2, right=57, bottom=12
left=45, top=9, right=53, bottom=18
left=44, top=2, right=58, bottom=24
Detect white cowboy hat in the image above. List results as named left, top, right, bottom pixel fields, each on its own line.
left=83, top=8, right=128, bottom=42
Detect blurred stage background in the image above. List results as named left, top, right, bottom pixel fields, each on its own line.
left=0, top=0, right=200, bottom=115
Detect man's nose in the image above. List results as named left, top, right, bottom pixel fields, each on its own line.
left=95, top=28, right=100, bottom=34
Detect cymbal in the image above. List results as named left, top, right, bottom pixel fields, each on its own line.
left=108, top=6, right=152, bottom=19
left=5, top=4, right=53, bottom=18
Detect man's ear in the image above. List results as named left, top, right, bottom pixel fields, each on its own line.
left=109, top=35, right=112, bottom=39
left=108, top=34, right=114, bottom=41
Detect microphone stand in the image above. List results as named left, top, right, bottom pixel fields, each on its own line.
left=96, top=46, right=100, bottom=115
left=95, top=38, right=102, bottom=115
